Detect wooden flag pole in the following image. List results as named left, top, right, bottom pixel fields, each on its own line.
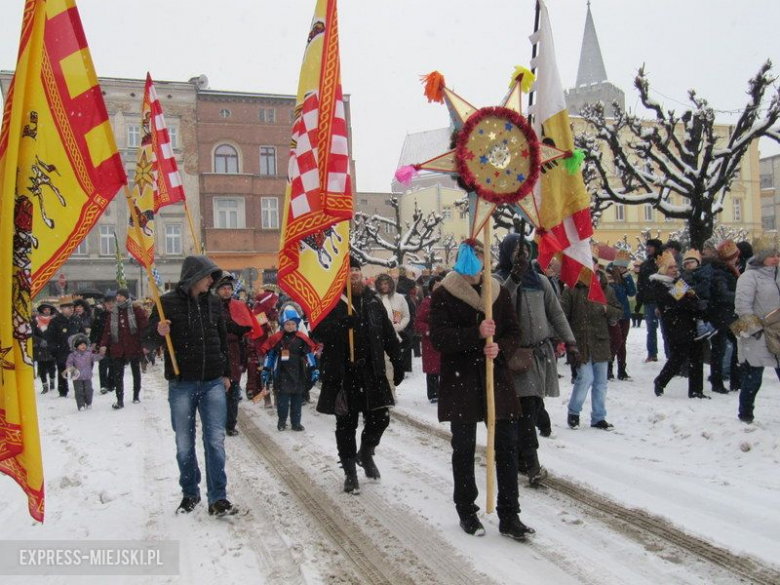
left=182, top=199, right=201, bottom=254
left=123, top=184, right=180, bottom=375
left=483, top=214, right=496, bottom=514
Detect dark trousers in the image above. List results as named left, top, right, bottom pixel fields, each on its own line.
left=113, top=357, right=141, bottom=405
left=38, top=360, right=56, bottom=387
left=98, top=355, right=114, bottom=391
left=226, top=381, right=241, bottom=431
left=74, top=380, right=94, bottom=409
left=739, top=364, right=780, bottom=420
left=711, top=329, right=741, bottom=391
left=335, top=408, right=390, bottom=462
left=517, top=397, right=542, bottom=471
left=536, top=400, right=551, bottom=435
left=450, top=420, right=520, bottom=520
left=277, top=392, right=303, bottom=427
left=654, top=339, right=703, bottom=396
left=426, top=374, right=439, bottom=402
left=609, top=319, right=631, bottom=372
left=56, top=361, right=69, bottom=396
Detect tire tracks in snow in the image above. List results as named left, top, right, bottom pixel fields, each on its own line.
left=237, top=409, right=496, bottom=585
left=390, top=408, right=780, bottom=585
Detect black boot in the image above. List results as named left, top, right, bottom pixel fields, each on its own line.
left=654, top=382, right=664, bottom=397
left=523, top=450, right=548, bottom=486
left=357, top=444, right=381, bottom=479
left=341, top=458, right=360, bottom=494
left=499, top=515, right=535, bottom=541
left=607, top=362, right=614, bottom=380
left=617, top=366, right=631, bottom=381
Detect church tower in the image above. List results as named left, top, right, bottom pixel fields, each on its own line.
left=564, top=2, right=625, bottom=115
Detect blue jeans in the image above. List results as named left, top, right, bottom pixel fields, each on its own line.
left=277, top=393, right=303, bottom=427
left=644, top=303, right=659, bottom=358
left=739, top=364, right=780, bottom=421
left=168, top=378, right=227, bottom=505
left=568, top=360, right=608, bottom=424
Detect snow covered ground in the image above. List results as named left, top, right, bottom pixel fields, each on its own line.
left=1, top=327, right=778, bottom=584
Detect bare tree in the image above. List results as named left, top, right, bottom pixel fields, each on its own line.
left=350, top=195, right=443, bottom=267
left=577, top=61, right=780, bottom=249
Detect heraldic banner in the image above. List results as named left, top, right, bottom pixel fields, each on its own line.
left=529, top=0, right=604, bottom=302
left=0, top=0, right=126, bottom=522
left=278, top=0, right=353, bottom=329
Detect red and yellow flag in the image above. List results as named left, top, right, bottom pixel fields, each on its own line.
left=278, top=0, right=353, bottom=329
left=126, top=74, right=186, bottom=268
left=0, top=0, right=126, bottom=522
left=529, top=0, right=604, bottom=302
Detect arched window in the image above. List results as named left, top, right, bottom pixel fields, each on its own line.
left=214, top=144, right=239, bottom=174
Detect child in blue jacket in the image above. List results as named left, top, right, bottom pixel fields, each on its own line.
left=260, top=307, right=318, bottom=431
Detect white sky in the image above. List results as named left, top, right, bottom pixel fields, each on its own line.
left=1, top=0, right=778, bottom=191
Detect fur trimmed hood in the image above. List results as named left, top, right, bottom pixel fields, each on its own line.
left=440, top=271, right=501, bottom=314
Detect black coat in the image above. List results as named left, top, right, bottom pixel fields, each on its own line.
left=32, top=316, right=55, bottom=363
left=707, top=261, right=738, bottom=329
left=47, top=313, right=85, bottom=362
left=656, top=277, right=702, bottom=344
left=143, top=256, right=229, bottom=381
left=89, top=307, right=109, bottom=345
left=313, top=288, right=401, bottom=414
left=636, top=255, right=660, bottom=304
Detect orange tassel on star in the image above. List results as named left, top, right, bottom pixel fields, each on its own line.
left=420, top=71, right=446, bottom=104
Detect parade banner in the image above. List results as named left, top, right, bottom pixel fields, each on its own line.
left=0, top=0, right=126, bottom=522
left=278, top=0, right=353, bottom=329
left=530, top=0, right=604, bottom=302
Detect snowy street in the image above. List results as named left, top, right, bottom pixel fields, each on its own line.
left=1, top=327, right=779, bottom=584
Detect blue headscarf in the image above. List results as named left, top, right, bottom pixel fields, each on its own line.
left=453, top=242, right=482, bottom=276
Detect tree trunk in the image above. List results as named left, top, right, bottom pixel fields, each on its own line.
left=687, top=198, right=715, bottom=250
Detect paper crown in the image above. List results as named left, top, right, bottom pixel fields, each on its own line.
left=683, top=249, right=702, bottom=265
left=613, top=249, right=631, bottom=267
left=655, top=250, right=677, bottom=275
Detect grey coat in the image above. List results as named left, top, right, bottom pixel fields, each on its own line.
left=734, top=263, right=780, bottom=368
left=503, top=274, right=575, bottom=398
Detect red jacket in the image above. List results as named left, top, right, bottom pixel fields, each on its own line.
left=99, top=304, right=148, bottom=359
left=414, top=296, right=440, bottom=375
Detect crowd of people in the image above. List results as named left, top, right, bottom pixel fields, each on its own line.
left=29, top=231, right=779, bottom=533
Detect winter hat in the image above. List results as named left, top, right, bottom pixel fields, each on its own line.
left=736, top=241, right=754, bottom=262
left=613, top=249, right=631, bottom=268
left=116, top=288, right=131, bottom=300
left=103, top=292, right=116, bottom=302
left=71, top=333, right=90, bottom=349
left=750, top=233, right=780, bottom=264
left=214, top=271, right=235, bottom=290
left=349, top=255, right=362, bottom=269
left=664, top=240, right=682, bottom=253
left=280, top=306, right=301, bottom=328
left=655, top=250, right=677, bottom=276
left=498, top=233, right=522, bottom=273
left=682, top=249, right=702, bottom=267
left=37, top=301, right=57, bottom=313
left=717, top=239, right=739, bottom=262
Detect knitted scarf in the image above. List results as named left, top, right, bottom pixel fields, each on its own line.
left=111, top=300, right=137, bottom=343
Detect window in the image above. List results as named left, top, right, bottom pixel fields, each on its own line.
left=168, top=126, right=179, bottom=149
left=760, top=174, right=773, bottom=189
left=614, top=203, right=625, bottom=222
left=219, top=108, right=231, bottom=119
left=442, top=207, right=452, bottom=221
left=214, top=144, right=239, bottom=174
left=214, top=197, right=245, bottom=229
left=259, top=146, right=277, bottom=176
left=165, top=224, right=182, bottom=255
left=99, top=225, right=116, bottom=256
left=73, top=238, right=88, bottom=256
left=384, top=223, right=394, bottom=235
left=733, top=198, right=742, bottom=222
left=126, top=168, right=136, bottom=185
left=359, top=198, right=369, bottom=206
left=261, top=197, right=279, bottom=229
left=259, top=108, right=276, bottom=123
left=643, top=203, right=654, bottom=222
left=127, top=124, right=140, bottom=148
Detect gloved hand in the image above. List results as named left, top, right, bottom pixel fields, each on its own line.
left=310, top=368, right=320, bottom=384
left=393, top=367, right=405, bottom=387
left=566, top=343, right=582, bottom=369
left=261, top=369, right=271, bottom=387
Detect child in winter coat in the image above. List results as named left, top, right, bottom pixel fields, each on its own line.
left=260, top=307, right=319, bottom=432
left=65, top=333, right=103, bottom=411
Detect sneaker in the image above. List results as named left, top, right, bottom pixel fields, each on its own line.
left=711, top=386, right=729, bottom=395
left=591, top=420, right=614, bottom=430
left=459, top=513, right=485, bottom=536
left=528, top=466, right=549, bottom=486
left=112, top=403, right=124, bottom=410
left=177, top=495, right=201, bottom=514
left=208, top=499, right=238, bottom=517
left=567, top=414, right=580, bottom=429
left=226, top=428, right=239, bottom=437
left=291, top=424, right=305, bottom=432
left=499, top=516, right=535, bottom=541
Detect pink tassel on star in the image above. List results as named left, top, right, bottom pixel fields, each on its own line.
left=394, top=165, right=419, bottom=186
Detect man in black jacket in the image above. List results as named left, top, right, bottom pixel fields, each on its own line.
left=144, top=255, right=235, bottom=517
left=90, top=293, right=116, bottom=395
left=47, top=297, right=84, bottom=397
left=314, top=256, right=403, bottom=495
left=636, top=238, right=664, bottom=362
